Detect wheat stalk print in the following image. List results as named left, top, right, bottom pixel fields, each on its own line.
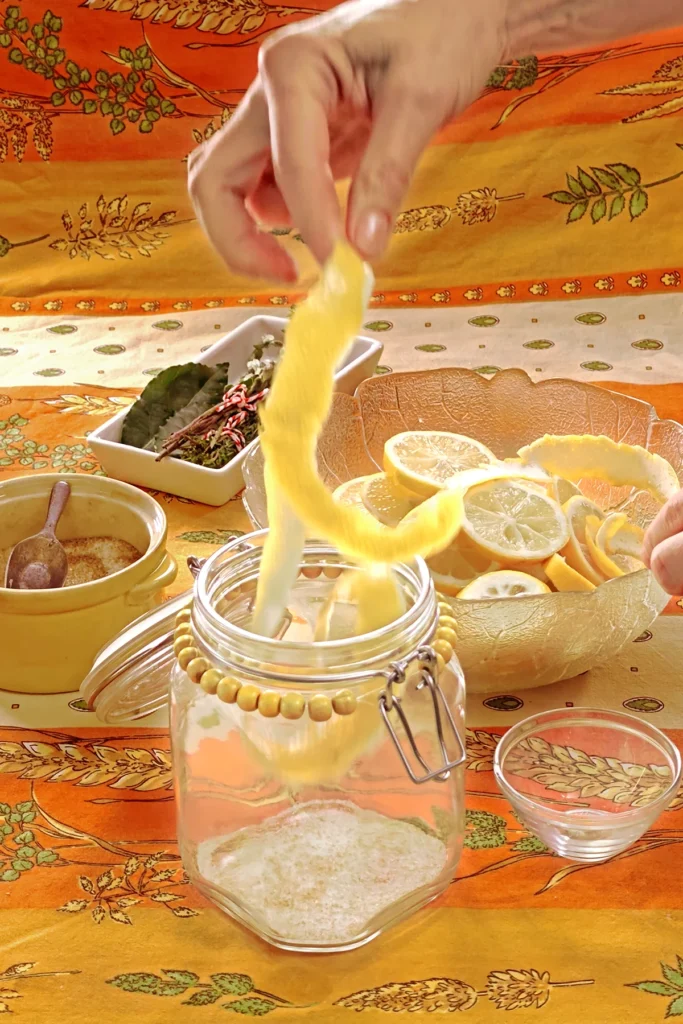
left=544, top=149, right=683, bottom=225
left=0, top=737, right=173, bottom=789
left=394, top=189, right=525, bottom=233
left=484, top=40, right=683, bottom=128
left=83, top=0, right=317, bottom=35
left=505, top=735, right=674, bottom=808
left=0, top=963, right=81, bottom=1015
left=603, top=54, right=683, bottom=123
left=335, top=969, right=594, bottom=1013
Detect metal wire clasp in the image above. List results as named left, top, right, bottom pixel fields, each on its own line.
left=379, top=646, right=466, bottom=784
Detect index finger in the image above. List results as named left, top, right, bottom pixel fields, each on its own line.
left=642, top=489, right=683, bottom=566
left=260, top=37, right=342, bottom=265
left=188, top=83, right=298, bottom=283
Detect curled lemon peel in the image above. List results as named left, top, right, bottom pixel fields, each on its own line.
left=258, top=242, right=548, bottom=568
left=518, top=434, right=680, bottom=505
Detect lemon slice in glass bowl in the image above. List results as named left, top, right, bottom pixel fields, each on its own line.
left=560, top=495, right=606, bottom=587
left=384, top=430, right=497, bottom=497
left=585, top=514, right=645, bottom=579
left=598, top=512, right=645, bottom=560
left=361, top=472, right=424, bottom=526
left=461, top=478, right=569, bottom=563
left=545, top=553, right=596, bottom=592
left=426, top=533, right=500, bottom=596
left=457, top=570, right=550, bottom=600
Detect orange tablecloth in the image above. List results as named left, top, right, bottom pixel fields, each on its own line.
left=2, top=6, right=683, bottom=1023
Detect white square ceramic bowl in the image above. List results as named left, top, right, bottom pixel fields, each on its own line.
left=89, top=315, right=383, bottom=506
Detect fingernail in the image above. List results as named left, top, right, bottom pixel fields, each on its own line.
left=353, top=210, right=390, bottom=259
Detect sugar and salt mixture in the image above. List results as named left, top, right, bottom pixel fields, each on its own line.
left=195, top=801, right=447, bottom=944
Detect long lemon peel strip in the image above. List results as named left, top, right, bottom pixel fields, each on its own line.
left=252, top=463, right=307, bottom=637
left=312, top=564, right=407, bottom=641
left=258, top=242, right=548, bottom=567
left=518, top=434, right=680, bottom=505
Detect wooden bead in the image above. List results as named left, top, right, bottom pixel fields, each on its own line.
left=200, top=669, right=222, bottom=694
left=435, top=652, right=446, bottom=674
left=322, top=565, right=342, bottom=579
left=280, top=693, right=305, bottom=720
left=438, top=615, right=458, bottom=632
left=301, top=566, right=322, bottom=579
left=332, top=689, right=357, bottom=716
left=174, top=636, right=193, bottom=658
left=237, top=684, right=261, bottom=712
left=308, top=695, right=333, bottom=722
left=175, top=609, right=192, bottom=625
left=178, top=646, right=200, bottom=671
left=216, top=677, right=241, bottom=704
left=174, top=624, right=193, bottom=643
left=187, top=657, right=211, bottom=684
left=436, top=626, right=458, bottom=647
left=432, top=638, right=453, bottom=663
left=437, top=602, right=453, bottom=618
left=258, top=691, right=281, bottom=718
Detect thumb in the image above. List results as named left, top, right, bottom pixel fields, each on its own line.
left=347, top=72, right=450, bottom=260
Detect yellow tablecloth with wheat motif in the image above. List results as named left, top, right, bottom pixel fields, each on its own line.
left=3, top=5, right=683, bottom=1021
left=0, top=322, right=682, bottom=1023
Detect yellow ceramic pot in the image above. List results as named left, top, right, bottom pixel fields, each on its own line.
left=0, top=474, right=177, bottom=694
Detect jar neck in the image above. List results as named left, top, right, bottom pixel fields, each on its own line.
left=191, top=531, right=437, bottom=685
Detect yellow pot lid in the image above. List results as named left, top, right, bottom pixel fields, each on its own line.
left=80, top=588, right=191, bottom=724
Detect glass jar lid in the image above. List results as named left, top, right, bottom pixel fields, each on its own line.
left=79, top=589, right=192, bottom=724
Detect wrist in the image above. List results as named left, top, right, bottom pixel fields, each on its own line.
left=502, top=0, right=593, bottom=57
left=503, top=0, right=683, bottom=58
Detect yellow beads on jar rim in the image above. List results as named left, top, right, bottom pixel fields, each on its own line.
left=172, top=603, right=458, bottom=720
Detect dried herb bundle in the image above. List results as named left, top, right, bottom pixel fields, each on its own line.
left=155, top=357, right=275, bottom=469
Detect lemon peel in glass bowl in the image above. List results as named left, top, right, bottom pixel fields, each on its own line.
left=518, top=434, right=680, bottom=505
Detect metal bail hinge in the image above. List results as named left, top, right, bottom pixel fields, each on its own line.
left=379, top=646, right=466, bottom=784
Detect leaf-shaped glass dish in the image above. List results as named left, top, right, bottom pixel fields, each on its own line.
left=242, top=369, right=680, bottom=692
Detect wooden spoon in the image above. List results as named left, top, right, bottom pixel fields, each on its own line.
left=5, top=480, right=71, bottom=590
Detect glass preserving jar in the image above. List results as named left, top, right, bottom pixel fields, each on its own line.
left=82, top=531, right=467, bottom=954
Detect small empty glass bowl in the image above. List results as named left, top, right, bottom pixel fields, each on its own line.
left=494, top=708, right=682, bottom=863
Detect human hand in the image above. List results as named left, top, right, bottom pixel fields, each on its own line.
left=642, top=489, right=683, bottom=595
left=188, top=0, right=508, bottom=281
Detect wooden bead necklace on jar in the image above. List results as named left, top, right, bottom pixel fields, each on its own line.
left=173, top=594, right=457, bottom=724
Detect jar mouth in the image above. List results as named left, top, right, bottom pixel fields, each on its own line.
left=193, top=530, right=436, bottom=674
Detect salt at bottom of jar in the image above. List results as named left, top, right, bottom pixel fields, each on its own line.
left=171, top=532, right=466, bottom=953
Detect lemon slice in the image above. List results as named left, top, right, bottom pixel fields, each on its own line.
left=313, top=564, right=406, bottom=641
left=332, top=475, right=377, bottom=508
left=545, top=553, right=596, bottom=592
left=553, top=477, right=582, bottom=505
left=457, top=570, right=550, bottom=600
left=332, top=476, right=381, bottom=524
left=585, top=514, right=626, bottom=579
left=426, top=534, right=500, bottom=596
left=361, top=472, right=424, bottom=526
left=561, top=495, right=606, bottom=586
left=461, top=478, right=569, bottom=563
left=507, top=561, right=550, bottom=583
left=384, top=430, right=497, bottom=497
left=585, top=513, right=645, bottom=579
left=598, top=512, right=645, bottom=559
left=518, top=434, right=680, bottom=504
